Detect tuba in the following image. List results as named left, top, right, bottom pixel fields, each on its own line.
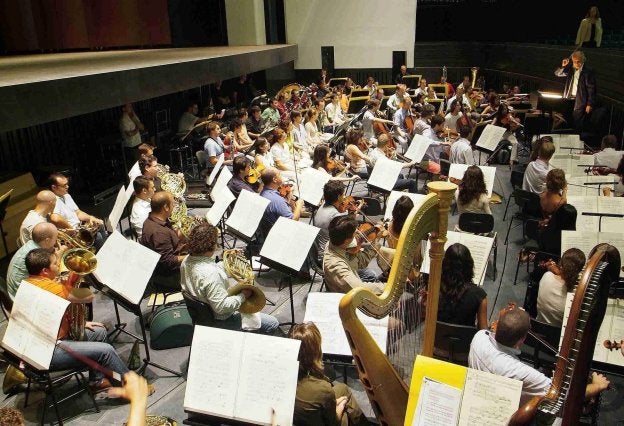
left=61, top=247, right=97, bottom=341
left=222, top=249, right=266, bottom=314
left=471, top=66, right=479, bottom=89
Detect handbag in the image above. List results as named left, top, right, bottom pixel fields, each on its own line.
left=149, top=301, right=194, bottom=350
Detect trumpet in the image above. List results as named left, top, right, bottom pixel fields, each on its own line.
left=61, top=247, right=97, bottom=341
left=222, top=249, right=266, bottom=314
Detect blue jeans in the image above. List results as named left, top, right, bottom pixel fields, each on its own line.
left=214, top=312, right=280, bottom=335
left=358, top=268, right=379, bottom=282
left=51, top=326, right=129, bottom=383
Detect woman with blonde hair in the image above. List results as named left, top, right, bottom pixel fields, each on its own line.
left=289, top=322, right=368, bottom=425
left=576, top=6, right=602, bottom=48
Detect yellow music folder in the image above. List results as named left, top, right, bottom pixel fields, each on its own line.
left=405, top=355, right=522, bottom=426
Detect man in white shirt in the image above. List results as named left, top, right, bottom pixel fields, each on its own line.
left=19, top=190, right=56, bottom=245
left=594, top=134, right=622, bottom=170
left=414, top=78, right=428, bottom=97
left=119, top=103, right=144, bottom=168
left=522, top=140, right=555, bottom=193
left=130, top=177, right=155, bottom=238
left=362, top=99, right=394, bottom=147
left=386, top=84, right=407, bottom=117
left=392, top=97, right=412, bottom=153
left=422, top=115, right=452, bottom=174
left=449, top=126, right=475, bottom=165
left=324, top=93, right=345, bottom=127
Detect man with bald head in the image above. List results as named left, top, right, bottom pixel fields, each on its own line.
left=140, top=191, right=184, bottom=287
left=7, top=222, right=62, bottom=299
left=19, top=190, right=56, bottom=245
left=259, top=168, right=304, bottom=233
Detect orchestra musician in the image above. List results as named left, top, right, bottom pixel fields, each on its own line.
left=455, top=166, right=492, bottom=216
left=492, top=103, right=522, bottom=165
left=204, top=122, right=233, bottom=168
left=392, top=97, right=414, bottom=152
left=449, top=126, right=475, bottom=165
left=344, top=128, right=373, bottom=179
left=361, top=99, right=394, bottom=147
left=138, top=154, right=162, bottom=191
left=325, top=93, right=345, bottom=127
left=386, top=84, right=407, bottom=117
left=523, top=139, right=555, bottom=193
left=259, top=167, right=305, bottom=232
left=422, top=115, right=452, bottom=174
left=246, top=105, right=265, bottom=140
left=312, top=145, right=359, bottom=182
left=363, top=76, right=377, bottom=95
left=130, top=177, right=155, bottom=238
left=227, top=155, right=261, bottom=198
left=19, top=189, right=56, bottom=245
left=395, top=64, right=410, bottom=84
left=444, top=99, right=464, bottom=133
left=593, top=134, right=622, bottom=170
left=414, top=78, right=428, bottom=97
left=368, top=134, right=418, bottom=193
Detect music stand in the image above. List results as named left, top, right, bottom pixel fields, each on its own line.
left=582, top=212, right=624, bottom=232
left=536, top=92, right=575, bottom=132
left=347, top=96, right=369, bottom=114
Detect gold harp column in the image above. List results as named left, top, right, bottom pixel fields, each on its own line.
left=422, top=181, right=457, bottom=357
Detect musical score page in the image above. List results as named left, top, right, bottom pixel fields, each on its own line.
left=475, top=125, right=506, bottom=152
left=457, top=369, right=522, bottom=426
left=544, top=133, right=582, bottom=151
left=561, top=231, right=624, bottom=278
left=260, top=217, right=319, bottom=271
left=210, top=167, right=232, bottom=202
left=405, top=134, right=433, bottom=162
left=225, top=190, right=270, bottom=238
left=448, top=164, right=496, bottom=197
left=128, top=161, right=141, bottom=181
left=384, top=191, right=428, bottom=221
left=367, top=156, right=403, bottom=192
left=567, top=176, right=616, bottom=196
left=106, top=185, right=133, bottom=232
left=92, top=231, right=160, bottom=305
left=2, top=281, right=70, bottom=370
left=566, top=196, right=599, bottom=231
left=207, top=154, right=224, bottom=186
left=299, top=167, right=332, bottom=207
left=412, top=378, right=462, bottom=426
left=206, top=186, right=235, bottom=226
left=304, top=292, right=388, bottom=356
left=597, top=197, right=624, bottom=232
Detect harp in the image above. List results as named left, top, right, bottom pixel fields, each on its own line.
left=339, top=181, right=457, bottom=425
left=510, top=244, right=620, bottom=425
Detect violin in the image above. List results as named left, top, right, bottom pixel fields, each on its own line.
left=326, top=158, right=348, bottom=177
left=489, top=302, right=516, bottom=333
left=346, top=222, right=386, bottom=255
left=278, top=182, right=293, bottom=198
left=246, top=163, right=265, bottom=184
left=338, top=196, right=365, bottom=214
left=603, top=339, right=623, bottom=352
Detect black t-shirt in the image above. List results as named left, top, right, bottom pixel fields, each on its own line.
left=437, top=284, right=487, bottom=327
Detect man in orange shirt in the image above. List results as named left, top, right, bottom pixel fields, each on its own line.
left=24, top=248, right=132, bottom=393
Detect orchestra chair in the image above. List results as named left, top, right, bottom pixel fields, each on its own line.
left=147, top=272, right=181, bottom=314
left=457, top=212, right=498, bottom=280
left=0, top=276, right=13, bottom=320
left=503, top=189, right=540, bottom=245
left=520, top=251, right=560, bottom=312
left=519, top=318, right=561, bottom=374
left=195, top=150, right=208, bottom=178
left=306, top=242, right=327, bottom=293
left=1, top=350, right=100, bottom=426
left=181, top=291, right=216, bottom=328
left=502, top=165, right=527, bottom=221
left=433, top=321, right=478, bottom=366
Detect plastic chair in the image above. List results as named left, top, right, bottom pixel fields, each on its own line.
left=181, top=291, right=216, bottom=327
left=503, top=166, right=527, bottom=221
left=433, top=321, right=478, bottom=366
left=458, top=212, right=497, bottom=280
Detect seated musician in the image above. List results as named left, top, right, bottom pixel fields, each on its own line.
left=455, top=165, right=492, bottom=216
left=246, top=105, right=264, bottom=140
left=275, top=93, right=287, bottom=119
left=344, top=128, right=373, bottom=179
left=230, top=117, right=254, bottom=154
left=361, top=99, right=394, bottom=147
left=259, top=168, right=304, bottom=231
left=363, top=76, right=377, bottom=95
left=536, top=248, right=585, bottom=327
left=180, top=223, right=279, bottom=334
left=444, top=99, right=464, bottom=133
left=228, top=155, right=261, bottom=197
left=270, top=128, right=299, bottom=181
left=440, top=75, right=455, bottom=98
left=289, top=322, right=368, bottom=426
left=261, top=98, right=281, bottom=128
left=539, top=169, right=567, bottom=224
left=7, top=223, right=61, bottom=300
left=395, top=64, right=410, bottom=84
left=19, top=190, right=56, bottom=245
left=140, top=191, right=185, bottom=288
left=304, top=109, right=323, bottom=146
left=386, top=84, right=407, bottom=117
left=139, top=154, right=162, bottom=191
left=593, top=134, right=622, bottom=170
left=413, top=103, right=435, bottom=136
left=24, top=248, right=138, bottom=394
left=371, top=87, right=385, bottom=101
left=324, top=93, right=345, bottom=127
left=392, top=97, right=413, bottom=152
left=457, top=75, right=471, bottom=92
left=323, top=215, right=387, bottom=294
left=129, top=143, right=155, bottom=181
left=492, top=103, right=522, bottom=165
left=445, top=86, right=471, bottom=113
left=449, top=126, right=475, bottom=165
left=314, top=99, right=332, bottom=134
left=312, top=145, right=359, bottom=182
left=130, top=177, right=155, bottom=238
left=46, top=173, right=107, bottom=248
left=254, top=137, right=275, bottom=171
left=422, top=115, right=452, bottom=174
left=204, top=122, right=233, bottom=168
left=480, top=92, right=500, bottom=120
left=292, top=110, right=314, bottom=157
left=177, top=101, right=220, bottom=136
left=468, top=306, right=609, bottom=406
left=368, top=134, right=418, bottom=193
left=523, top=139, right=555, bottom=193
left=414, top=78, right=428, bottom=98
left=438, top=243, right=488, bottom=329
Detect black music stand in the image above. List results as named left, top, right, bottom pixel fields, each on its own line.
left=536, top=93, right=575, bottom=132
left=582, top=212, right=624, bottom=231
left=258, top=256, right=297, bottom=328
left=93, top=281, right=182, bottom=377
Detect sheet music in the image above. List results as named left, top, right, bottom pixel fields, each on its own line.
left=298, top=167, right=332, bottom=207
left=207, top=153, right=224, bottom=186
left=412, top=378, right=462, bottom=426
left=566, top=196, right=599, bottom=231
left=128, top=161, right=141, bottom=181
left=543, top=133, right=582, bottom=152
left=448, top=164, right=496, bottom=197
left=2, top=281, right=70, bottom=370
left=210, top=167, right=232, bottom=202
left=560, top=230, right=598, bottom=257
left=567, top=176, right=616, bottom=196
left=206, top=187, right=235, bottom=226
left=92, top=231, right=160, bottom=305
left=457, top=369, right=522, bottom=426
left=475, top=125, right=506, bottom=152
left=405, top=134, right=433, bottom=162
left=106, top=185, right=133, bottom=232
left=592, top=299, right=624, bottom=367
left=421, top=231, right=494, bottom=286
left=225, top=190, right=270, bottom=238
left=304, top=293, right=388, bottom=356
left=598, top=233, right=624, bottom=278
left=384, top=192, right=428, bottom=220
left=597, top=197, right=624, bottom=233
left=260, top=217, right=320, bottom=271
left=367, top=156, right=403, bottom=192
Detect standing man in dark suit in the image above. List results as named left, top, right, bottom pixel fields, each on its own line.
left=554, top=50, right=596, bottom=131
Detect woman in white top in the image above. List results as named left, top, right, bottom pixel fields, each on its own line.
left=456, top=165, right=492, bottom=215
left=304, top=109, right=323, bottom=146
left=254, top=137, right=275, bottom=170
left=576, top=6, right=602, bottom=48
left=444, top=99, right=463, bottom=132
left=536, top=248, right=586, bottom=326
left=344, top=128, right=372, bottom=179
left=269, top=128, right=294, bottom=172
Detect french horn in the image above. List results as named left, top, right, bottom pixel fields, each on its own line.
left=223, top=249, right=266, bottom=314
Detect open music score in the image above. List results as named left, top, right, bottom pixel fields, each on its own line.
left=206, top=186, right=235, bottom=226
left=542, top=133, right=583, bottom=152
left=566, top=196, right=624, bottom=232
left=2, top=281, right=70, bottom=370
left=106, top=183, right=134, bottom=232
left=210, top=166, right=232, bottom=202
left=404, top=134, right=433, bottom=162
left=561, top=231, right=624, bottom=278
left=567, top=176, right=616, bottom=196
left=298, top=167, right=332, bottom=207
left=549, top=154, right=594, bottom=178
left=560, top=294, right=624, bottom=367
left=184, top=325, right=300, bottom=426
left=225, top=190, right=270, bottom=239
left=448, top=164, right=496, bottom=197
left=421, top=231, right=495, bottom=286
left=406, top=356, right=522, bottom=426
left=93, top=231, right=160, bottom=305
left=259, top=217, right=319, bottom=272
left=367, top=156, right=404, bottom=192
left=475, top=124, right=506, bottom=153
left=384, top=191, right=427, bottom=221
left=207, top=153, right=224, bottom=186
left=304, top=292, right=388, bottom=356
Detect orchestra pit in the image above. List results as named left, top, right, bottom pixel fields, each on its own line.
left=1, top=1, right=624, bottom=424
